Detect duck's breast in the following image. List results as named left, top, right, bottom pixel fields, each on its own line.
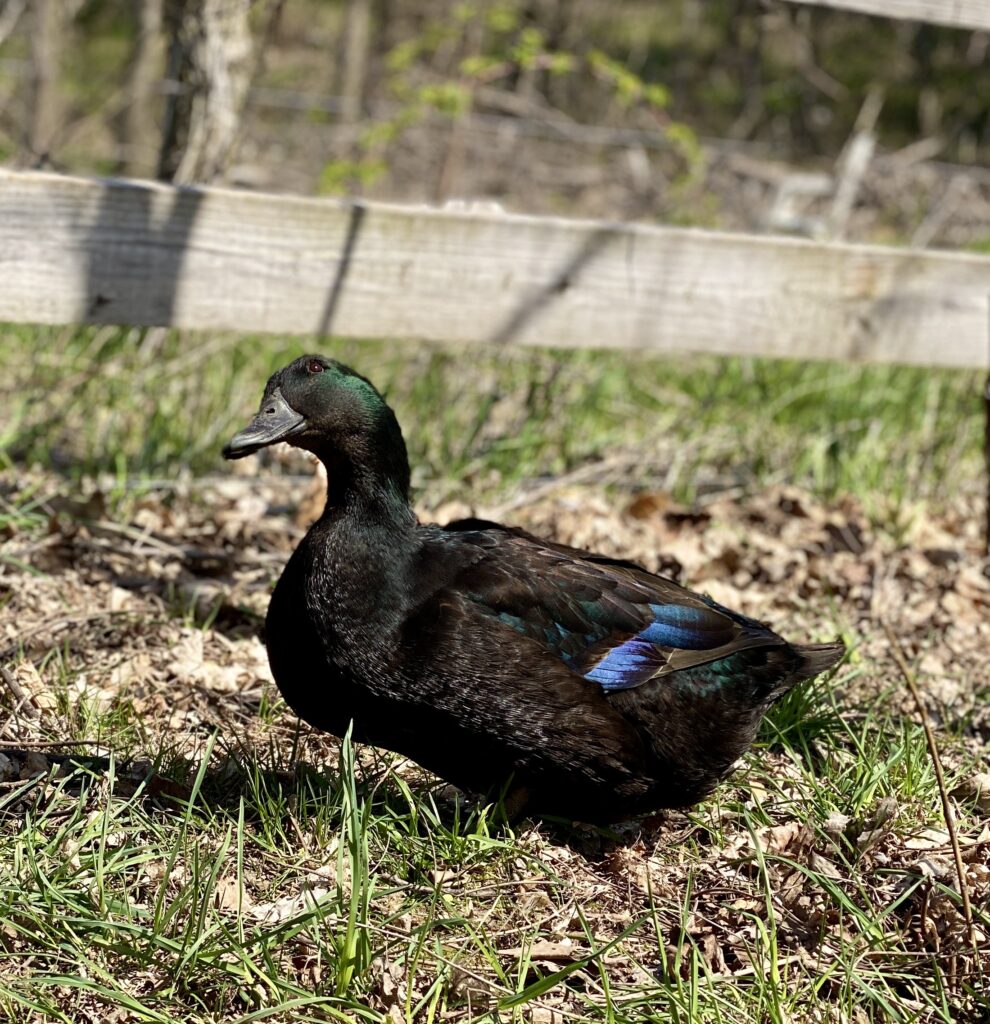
left=265, top=543, right=357, bottom=736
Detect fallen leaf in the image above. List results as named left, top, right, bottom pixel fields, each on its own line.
left=951, top=772, right=990, bottom=816
left=808, top=851, right=844, bottom=880
left=822, top=811, right=851, bottom=844
left=761, top=822, right=813, bottom=856
left=214, top=875, right=249, bottom=913
left=10, top=661, right=58, bottom=714
left=905, top=828, right=951, bottom=851
left=250, top=886, right=330, bottom=924
left=500, top=940, right=579, bottom=962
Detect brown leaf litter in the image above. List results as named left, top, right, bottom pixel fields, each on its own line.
left=0, top=466, right=988, bottom=1020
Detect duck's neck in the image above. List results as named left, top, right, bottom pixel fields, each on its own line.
left=314, top=428, right=416, bottom=529
left=305, top=431, right=417, bottom=642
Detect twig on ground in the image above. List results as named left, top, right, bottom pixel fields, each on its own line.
left=483, top=451, right=646, bottom=519
left=0, top=739, right=107, bottom=748
left=0, top=664, right=41, bottom=722
left=883, top=622, right=979, bottom=973
left=0, top=610, right=136, bottom=661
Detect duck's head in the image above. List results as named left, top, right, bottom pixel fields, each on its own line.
left=223, top=355, right=410, bottom=502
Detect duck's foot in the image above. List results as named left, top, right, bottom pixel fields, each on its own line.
left=638, top=811, right=671, bottom=832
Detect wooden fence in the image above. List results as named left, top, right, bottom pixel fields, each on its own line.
left=1, top=170, right=988, bottom=370
left=783, top=0, right=990, bottom=32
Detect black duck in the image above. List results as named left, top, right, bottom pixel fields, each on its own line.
left=223, top=355, right=844, bottom=823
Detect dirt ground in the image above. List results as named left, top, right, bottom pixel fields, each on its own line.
left=1, top=464, right=988, bottom=1019
left=5, top=466, right=989, bottom=742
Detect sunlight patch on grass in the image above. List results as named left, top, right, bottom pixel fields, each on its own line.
left=0, top=695, right=984, bottom=1023
left=1, top=323, right=982, bottom=535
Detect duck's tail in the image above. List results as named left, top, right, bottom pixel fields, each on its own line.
left=792, top=640, right=846, bottom=682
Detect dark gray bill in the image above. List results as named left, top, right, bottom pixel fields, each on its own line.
left=222, top=387, right=306, bottom=460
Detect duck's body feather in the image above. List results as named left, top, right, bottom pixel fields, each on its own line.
left=265, top=508, right=840, bottom=821
left=225, top=356, right=844, bottom=823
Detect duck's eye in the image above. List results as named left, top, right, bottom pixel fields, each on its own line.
left=307, top=360, right=324, bottom=375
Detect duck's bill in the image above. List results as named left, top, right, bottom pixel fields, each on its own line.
left=222, top=388, right=307, bottom=459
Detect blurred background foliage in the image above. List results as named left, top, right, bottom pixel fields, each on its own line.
left=1, top=0, right=988, bottom=231
left=0, top=0, right=986, bottom=528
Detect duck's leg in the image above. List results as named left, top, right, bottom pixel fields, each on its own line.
left=498, top=782, right=531, bottom=824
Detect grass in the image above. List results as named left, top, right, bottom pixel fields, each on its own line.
left=0, top=683, right=984, bottom=1023
left=0, top=322, right=983, bottom=534
left=0, top=324, right=987, bottom=1022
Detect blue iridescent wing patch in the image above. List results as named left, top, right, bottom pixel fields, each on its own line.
left=581, top=604, right=733, bottom=690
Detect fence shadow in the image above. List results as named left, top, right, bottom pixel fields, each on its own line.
left=488, top=222, right=624, bottom=346
left=79, top=176, right=204, bottom=329
left=316, top=201, right=367, bottom=337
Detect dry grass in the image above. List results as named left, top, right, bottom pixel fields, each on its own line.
left=0, top=462, right=987, bottom=1023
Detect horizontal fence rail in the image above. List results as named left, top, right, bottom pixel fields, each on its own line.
left=1, top=170, right=988, bottom=369
left=781, top=0, right=990, bottom=31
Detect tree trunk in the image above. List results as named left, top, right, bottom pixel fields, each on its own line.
left=158, top=0, right=253, bottom=184
left=340, top=0, right=372, bottom=124
left=123, top=0, right=165, bottom=177
left=28, top=0, right=62, bottom=163
left=0, top=0, right=27, bottom=51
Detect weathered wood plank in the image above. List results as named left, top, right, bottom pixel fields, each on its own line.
left=781, top=0, right=990, bottom=32
left=1, top=170, right=988, bottom=368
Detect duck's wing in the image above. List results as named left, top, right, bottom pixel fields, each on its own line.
left=438, top=521, right=785, bottom=692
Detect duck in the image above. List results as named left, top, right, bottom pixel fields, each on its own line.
left=223, top=355, right=844, bottom=823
